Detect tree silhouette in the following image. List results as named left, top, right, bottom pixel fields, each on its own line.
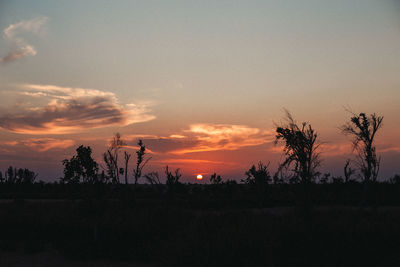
left=61, top=145, right=99, bottom=184
left=344, top=159, right=356, bottom=183
left=144, top=171, right=162, bottom=185
left=390, top=174, right=400, bottom=184
left=273, top=164, right=293, bottom=184
left=341, top=112, right=383, bottom=183
left=165, top=165, right=181, bottom=186
left=275, top=111, right=321, bottom=185
left=242, top=162, right=271, bottom=185
left=243, top=162, right=271, bottom=207
left=319, top=173, right=330, bottom=184
left=6, top=166, right=15, bottom=184
left=16, top=168, right=37, bottom=184
left=124, top=151, right=131, bottom=185
left=103, top=150, right=116, bottom=183
left=165, top=165, right=181, bottom=195
left=1, top=166, right=37, bottom=184
left=210, top=173, right=222, bottom=184
left=275, top=110, right=321, bottom=211
left=133, top=140, right=151, bottom=185
left=103, top=133, right=125, bottom=184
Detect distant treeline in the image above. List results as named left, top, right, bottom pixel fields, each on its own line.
left=0, top=166, right=38, bottom=184
left=1, top=175, right=400, bottom=207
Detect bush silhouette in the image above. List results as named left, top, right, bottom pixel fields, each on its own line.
left=61, top=145, right=99, bottom=184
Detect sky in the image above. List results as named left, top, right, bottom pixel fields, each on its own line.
left=0, top=0, right=400, bottom=182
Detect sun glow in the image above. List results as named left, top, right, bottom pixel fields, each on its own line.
left=196, top=174, right=203, bottom=180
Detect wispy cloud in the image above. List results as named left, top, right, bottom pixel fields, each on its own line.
left=1, top=138, right=75, bottom=152
left=1, top=16, right=48, bottom=63
left=270, top=142, right=353, bottom=157
left=169, top=123, right=273, bottom=154
left=120, top=124, right=272, bottom=155
left=319, top=143, right=353, bottom=157
left=21, top=138, right=75, bottom=152
left=156, top=158, right=235, bottom=165
left=0, top=84, right=155, bottom=134
left=301, top=142, right=400, bottom=157
left=375, top=143, right=400, bottom=154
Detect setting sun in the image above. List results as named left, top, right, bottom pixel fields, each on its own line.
left=196, top=174, right=203, bottom=180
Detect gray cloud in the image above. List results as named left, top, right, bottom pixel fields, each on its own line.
left=0, top=84, right=155, bottom=134
left=1, top=17, right=47, bottom=63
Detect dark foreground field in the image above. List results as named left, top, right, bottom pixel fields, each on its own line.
left=1, top=184, right=400, bottom=266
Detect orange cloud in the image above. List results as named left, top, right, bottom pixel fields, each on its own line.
left=124, top=134, right=161, bottom=140
left=1, top=138, right=75, bottom=152
left=156, top=158, right=235, bottom=165
left=119, top=145, right=158, bottom=155
left=21, top=138, right=75, bottom=152
left=121, top=124, right=273, bottom=155
left=169, top=134, right=186, bottom=139
left=170, top=123, right=273, bottom=154
left=318, top=143, right=353, bottom=157
left=3, top=141, right=19, bottom=146
left=0, top=84, right=155, bottom=134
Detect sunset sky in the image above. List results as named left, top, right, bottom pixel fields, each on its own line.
left=0, top=0, right=400, bottom=182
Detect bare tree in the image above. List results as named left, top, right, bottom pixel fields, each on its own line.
left=275, top=111, right=321, bottom=185
left=144, top=171, right=162, bottom=185
left=111, top=133, right=125, bottom=183
left=124, top=151, right=131, bottom=185
left=103, top=150, right=117, bottom=183
left=344, top=159, right=356, bottom=183
left=164, top=166, right=182, bottom=197
left=275, top=110, right=321, bottom=212
left=133, top=140, right=151, bottom=185
left=341, top=112, right=383, bottom=183
left=165, top=166, right=181, bottom=186
left=273, top=164, right=295, bottom=184
left=103, top=133, right=125, bottom=184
